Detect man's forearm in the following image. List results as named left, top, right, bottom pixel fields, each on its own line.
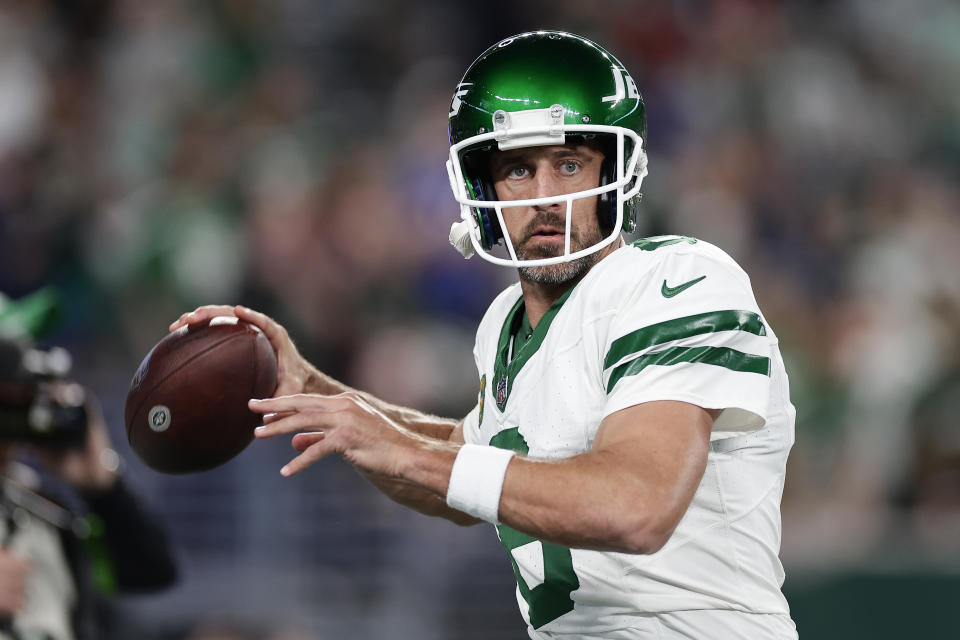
left=301, top=369, right=471, bottom=521
left=358, top=468, right=480, bottom=526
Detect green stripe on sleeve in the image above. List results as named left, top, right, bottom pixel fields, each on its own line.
left=603, top=310, right=766, bottom=370
left=631, top=236, right=698, bottom=251
left=606, top=345, right=770, bottom=393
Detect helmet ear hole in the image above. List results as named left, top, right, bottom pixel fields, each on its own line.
left=594, top=137, right=640, bottom=234
left=464, top=151, right=504, bottom=250
left=597, top=155, right=617, bottom=232
left=469, top=177, right=503, bottom=250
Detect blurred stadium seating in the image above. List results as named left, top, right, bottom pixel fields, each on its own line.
left=1, top=1, right=958, bottom=637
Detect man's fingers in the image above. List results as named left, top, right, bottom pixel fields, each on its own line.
left=169, top=305, right=283, bottom=341
left=249, top=394, right=355, bottom=416
left=291, top=432, right=325, bottom=452
left=168, top=305, right=238, bottom=332
left=233, top=306, right=298, bottom=377
left=253, top=406, right=347, bottom=439
left=280, top=441, right=334, bottom=477
left=262, top=411, right=297, bottom=424
left=170, top=305, right=235, bottom=330
left=233, top=305, right=279, bottom=334
left=233, top=305, right=289, bottom=349
left=249, top=396, right=303, bottom=415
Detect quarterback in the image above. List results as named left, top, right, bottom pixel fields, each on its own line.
left=172, top=31, right=798, bottom=639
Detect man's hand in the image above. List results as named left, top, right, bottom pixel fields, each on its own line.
left=249, top=392, right=420, bottom=478
left=0, top=550, right=30, bottom=616
left=251, top=393, right=476, bottom=524
left=169, top=305, right=313, bottom=398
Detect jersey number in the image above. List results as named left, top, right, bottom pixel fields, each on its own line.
left=490, top=428, right=581, bottom=629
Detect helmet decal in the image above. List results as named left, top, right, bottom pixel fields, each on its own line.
left=602, top=66, right=642, bottom=106
left=449, top=82, right=472, bottom=118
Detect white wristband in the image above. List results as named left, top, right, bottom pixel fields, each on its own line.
left=446, top=444, right=515, bottom=524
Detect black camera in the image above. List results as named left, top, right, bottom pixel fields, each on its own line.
left=0, top=337, right=88, bottom=448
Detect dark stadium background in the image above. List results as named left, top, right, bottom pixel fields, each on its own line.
left=1, top=1, right=958, bottom=638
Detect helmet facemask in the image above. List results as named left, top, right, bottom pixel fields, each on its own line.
left=447, top=119, right=648, bottom=267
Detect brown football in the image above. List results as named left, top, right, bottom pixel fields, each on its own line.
left=125, top=317, right=277, bottom=474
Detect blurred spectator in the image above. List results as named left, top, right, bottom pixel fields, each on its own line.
left=0, top=331, right=177, bottom=640
left=1, top=0, right=959, bottom=637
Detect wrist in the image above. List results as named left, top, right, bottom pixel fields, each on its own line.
left=445, top=444, right=515, bottom=524
left=303, top=366, right=335, bottom=395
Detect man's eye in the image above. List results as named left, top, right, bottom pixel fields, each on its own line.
left=560, top=161, right=581, bottom=175
left=507, top=166, right=528, bottom=179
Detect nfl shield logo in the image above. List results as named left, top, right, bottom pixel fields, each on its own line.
left=496, top=375, right=508, bottom=409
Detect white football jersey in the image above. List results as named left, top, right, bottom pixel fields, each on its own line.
left=461, top=236, right=796, bottom=636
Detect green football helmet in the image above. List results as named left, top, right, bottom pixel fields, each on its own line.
left=447, top=31, right=648, bottom=267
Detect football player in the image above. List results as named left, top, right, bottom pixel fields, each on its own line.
left=173, top=31, right=798, bottom=639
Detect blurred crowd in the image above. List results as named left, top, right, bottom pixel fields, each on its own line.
left=1, top=0, right=959, bottom=638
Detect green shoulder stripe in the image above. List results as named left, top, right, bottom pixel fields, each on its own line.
left=631, top=236, right=698, bottom=251
left=603, top=310, right=766, bottom=370
left=606, top=345, right=770, bottom=393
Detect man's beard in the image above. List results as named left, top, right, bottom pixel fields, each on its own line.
left=514, top=213, right=605, bottom=285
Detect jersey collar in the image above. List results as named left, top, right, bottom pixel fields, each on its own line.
left=493, top=286, right=575, bottom=412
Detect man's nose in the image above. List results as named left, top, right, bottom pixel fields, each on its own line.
left=530, top=168, right=563, bottom=204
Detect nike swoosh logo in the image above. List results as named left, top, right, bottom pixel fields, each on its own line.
left=661, top=275, right=707, bottom=298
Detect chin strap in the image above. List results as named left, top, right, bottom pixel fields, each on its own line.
left=449, top=220, right=476, bottom=258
